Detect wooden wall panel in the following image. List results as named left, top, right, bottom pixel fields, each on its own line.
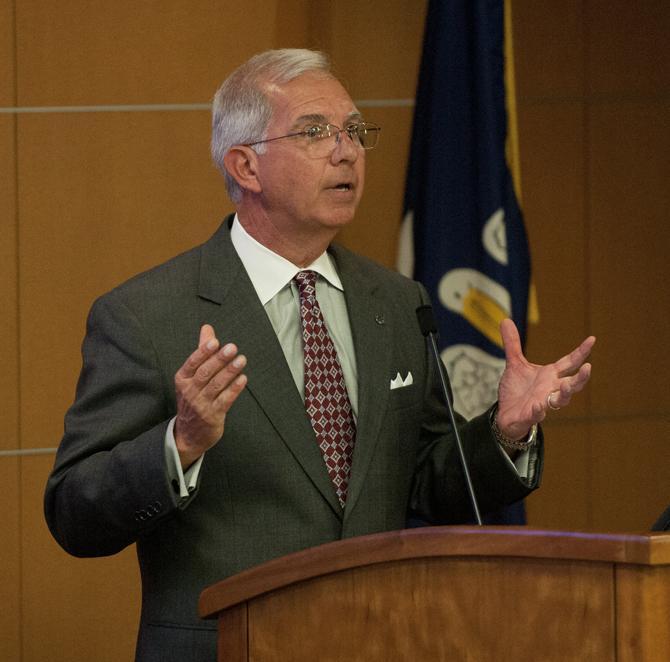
left=17, top=111, right=232, bottom=449
left=525, top=422, right=592, bottom=531
left=514, top=0, right=670, bottom=532
left=588, top=105, right=670, bottom=417
left=514, top=0, right=589, bottom=412
left=0, top=117, right=18, bottom=452
left=515, top=98, right=591, bottom=528
left=513, top=0, right=584, bottom=101
left=590, top=418, right=670, bottom=531
left=21, top=455, right=141, bottom=662
left=321, top=1, right=427, bottom=100
left=15, top=0, right=278, bottom=105
left=274, top=0, right=311, bottom=46
left=518, top=103, right=588, bottom=374
left=0, top=458, right=21, bottom=662
left=0, top=0, right=17, bottom=456
left=0, top=7, right=20, bottom=661
left=0, top=0, right=15, bottom=106
left=338, top=106, right=415, bottom=268
left=586, top=0, right=670, bottom=99
left=584, top=2, right=670, bottom=529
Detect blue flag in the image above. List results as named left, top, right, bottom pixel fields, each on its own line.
left=400, top=0, right=532, bottom=524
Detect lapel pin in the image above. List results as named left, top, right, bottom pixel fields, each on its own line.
left=375, top=313, right=385, bottom=325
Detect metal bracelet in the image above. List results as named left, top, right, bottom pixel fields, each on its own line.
left=491, top=409, right=538, bottom=450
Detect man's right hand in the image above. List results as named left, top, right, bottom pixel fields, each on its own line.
left=174, top=324, right=247, bottom=469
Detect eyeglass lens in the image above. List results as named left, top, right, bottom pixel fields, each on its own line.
left=332, top=124, right=380, bottom=149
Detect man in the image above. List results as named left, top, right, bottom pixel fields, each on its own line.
left=45, top=49, right=594, bottom=661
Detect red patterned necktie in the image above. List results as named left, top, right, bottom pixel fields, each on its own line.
left=294, top=270, right=356, bottom=507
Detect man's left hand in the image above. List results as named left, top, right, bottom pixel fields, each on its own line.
left=495, top=319, right=596, bottom=440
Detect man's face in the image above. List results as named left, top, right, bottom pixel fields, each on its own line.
left=254, top=72, right=366, bottom=238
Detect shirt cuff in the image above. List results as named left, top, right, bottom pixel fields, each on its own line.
left=503, top=444, right=531, bottom=479
left=165, top=417, right=204, bottom=499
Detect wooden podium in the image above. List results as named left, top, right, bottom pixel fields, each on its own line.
left=199, top=527, right=670, bottom=661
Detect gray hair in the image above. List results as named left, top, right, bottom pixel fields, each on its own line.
left=211, top=49, right=332, bottom=202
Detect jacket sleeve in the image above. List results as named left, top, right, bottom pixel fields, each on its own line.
left=44, top=291, right=191, bottom=557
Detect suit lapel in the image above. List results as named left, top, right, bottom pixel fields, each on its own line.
left=330, top=246, right=394, bottom=518
left=198, top=220, right=342, bottom=516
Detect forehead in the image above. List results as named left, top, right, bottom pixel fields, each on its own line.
left=265, top=72, right=360, bottom=127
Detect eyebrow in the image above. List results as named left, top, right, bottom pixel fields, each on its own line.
left=290, top=110, right=364, bottom=131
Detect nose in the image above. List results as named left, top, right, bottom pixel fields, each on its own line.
left=330, top=128, right=359, bottom=164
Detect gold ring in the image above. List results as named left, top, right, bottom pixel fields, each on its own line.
left=547, top=391, right=561, bottom=411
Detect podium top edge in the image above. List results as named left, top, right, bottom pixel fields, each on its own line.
left=198, top=526, right=670, bottom=618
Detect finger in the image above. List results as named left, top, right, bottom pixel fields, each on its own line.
left=191, top=343, right=241, bottom=389
left=177, top=330, right=221, bottom=380
left=562, top=362, right=592, bottom=397
left=212, top=373, right=248, bottom=413
left=555, top=335, right=596, bottom=377
left=199, top=324, right=217, bottom=348
left=202, top=351, right=247, bottom=398
left=550, top=363, right=592, bottom=408
left=500, top=319, right=523, bottom=363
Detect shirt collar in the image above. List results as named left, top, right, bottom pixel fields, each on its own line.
left=230, top=214, right=343, bottom=305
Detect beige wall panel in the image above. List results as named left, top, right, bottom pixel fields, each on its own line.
left=21, top=455, right=140, bottom=662
left=338, top=106, right=414, bottom=268
left=0, top=117, right=18, bottom=451
left=323, top=0, right=427, bottom=100
left=16, top=0, right=278, bottom=106
left=589, top=418, right=670, bottom=532
left=0, top=0, right=15, bottom=106
left=516, top=103, right=589, bottom=412
left=588, top=103, right=670, bottom=418
left=586, top=1, right=670, bottom=98
left=525, top=421, right=591, bottom=530
left=18, top=111, right=233, bottom=448
left=513, top=0, right=584, bottom=100
left=0, top=458, right=21, bottom=662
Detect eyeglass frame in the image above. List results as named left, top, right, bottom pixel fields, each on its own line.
left=243, top=121, right=381, bottom=152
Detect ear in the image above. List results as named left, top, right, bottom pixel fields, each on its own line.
left=223, top=146, right=262, bottom=195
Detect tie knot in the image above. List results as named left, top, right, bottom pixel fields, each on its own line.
left=294, top=270, right=318, bottom=297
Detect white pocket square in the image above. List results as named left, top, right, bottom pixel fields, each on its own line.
left=390, top=371, right=413, bottom=390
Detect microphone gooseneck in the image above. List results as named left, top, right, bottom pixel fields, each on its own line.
left=416, top=305, right=483, bottom=526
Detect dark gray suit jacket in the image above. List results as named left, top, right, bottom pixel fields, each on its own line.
left=44, top=217, right=541, bottom=661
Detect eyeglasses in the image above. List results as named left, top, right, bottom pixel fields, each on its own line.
left=245, top=122, right=381, bottom=156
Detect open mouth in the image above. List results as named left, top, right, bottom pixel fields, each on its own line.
left=333, top=183, right=353, bottom=191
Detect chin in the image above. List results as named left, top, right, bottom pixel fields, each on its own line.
left=321, top=205, right=359, bottom=228
left=321, top=213, right=356, bottom=231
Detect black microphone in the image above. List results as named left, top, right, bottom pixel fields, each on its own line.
left=416, top=304, right=482, bottom=525
left=652, top=504, right=670, bottom=531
